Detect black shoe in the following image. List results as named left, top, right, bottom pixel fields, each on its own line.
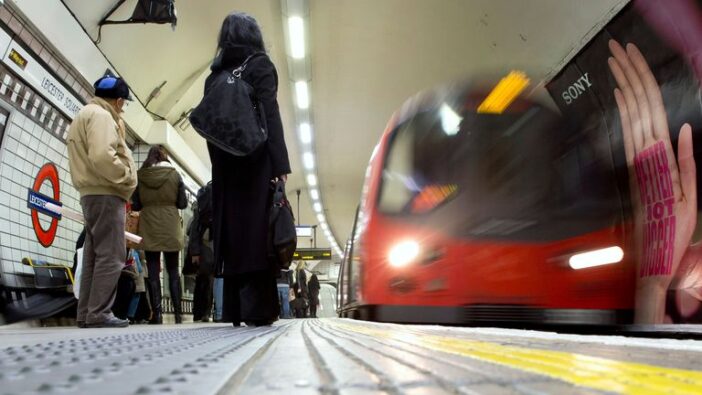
left=201, top=317, right=210, bottom=323
left=86, top=317, right=129, bottom=328
left=77, top=321, right=86, bottom=328
left=149, top=312, right=162, bottom=325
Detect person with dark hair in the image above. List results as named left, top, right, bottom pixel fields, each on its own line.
left=131, top=145, right=188, bottom=324
left=67, top=75, right=137, bottom=328
left=308, top=274, right=320, bottom=318
left=205, top=12, right=291, bottom=327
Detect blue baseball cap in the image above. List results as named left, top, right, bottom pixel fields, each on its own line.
left=94, top=75, right=133, bottom=101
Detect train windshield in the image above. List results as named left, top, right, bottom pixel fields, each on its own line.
left=377, top=102, right=623, bottom=241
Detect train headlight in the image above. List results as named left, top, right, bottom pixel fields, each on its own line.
left=388, top=240, right=420, bottom=267
left=568, top=246, right=623, bottom=270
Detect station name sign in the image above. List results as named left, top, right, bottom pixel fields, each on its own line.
left=0, top=28, right=82, bottom=119
left=27, top=189, right=61, bottom=220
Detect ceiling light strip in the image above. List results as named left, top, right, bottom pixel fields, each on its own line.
left=282, top=0, right=342, bottom=257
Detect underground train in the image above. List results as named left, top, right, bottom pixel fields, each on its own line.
left=336, top=3, right=702, bottom=326
left=335, top=82, right=637, bottom=325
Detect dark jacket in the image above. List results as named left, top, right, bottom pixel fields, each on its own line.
left=187, top=198, right=214, bottom=274
left=276, top=270, right=292, bottom=286
left=296, top=269, right=308, bottom=299
left=132, top=162, right=187, bottom=251
left=308, top=274, right=320, bottom=298
left=206, top=47, right=291, bottom=276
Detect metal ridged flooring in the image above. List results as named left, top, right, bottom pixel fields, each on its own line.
left=1, top=319, right=702, bottom=394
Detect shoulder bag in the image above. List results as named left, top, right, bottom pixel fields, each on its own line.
left=189, top=53, right=268, bottom=156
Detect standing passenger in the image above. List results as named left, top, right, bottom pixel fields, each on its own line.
left=131, top=145, right=188, bottom=324
left=189, top=182, right=215, bottom=322
left=206, top=13, right=291, bottom=327
left=67, top=75, right=137, bottom=328
left=276, top=269, right=292, bottom=319
left=308, top=274, right=320, bottom=318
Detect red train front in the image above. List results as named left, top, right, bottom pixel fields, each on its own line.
left=337, top=86, right=636, bottom=325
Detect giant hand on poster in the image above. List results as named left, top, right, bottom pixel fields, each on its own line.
left=608, top=39, right=700, bottom=324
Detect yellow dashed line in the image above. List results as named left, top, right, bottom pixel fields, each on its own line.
left=331, top=321, right=702, bottom=395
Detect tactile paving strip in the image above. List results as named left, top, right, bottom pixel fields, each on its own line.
left=0, top=325, right=285, bottom=395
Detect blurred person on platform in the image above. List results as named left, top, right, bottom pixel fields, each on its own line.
left=205, top=13, right=291, bottom=327
left=308, top=273, right=320, bottom=318
left=131, top=145, right=188, bottom=324
left=67, top=75, right=137, bottom=328
left=276, top=269, right=293, bottom=319
left=189, top=182, right=215, bottom=322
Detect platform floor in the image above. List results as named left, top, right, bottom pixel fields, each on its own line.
left=1, top=319, right=702, bottom=394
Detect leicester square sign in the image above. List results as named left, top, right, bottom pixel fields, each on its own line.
left=26, top=163, right=62, bottom=247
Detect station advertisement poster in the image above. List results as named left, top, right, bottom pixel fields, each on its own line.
left=546, top=0, right=702, bottom=324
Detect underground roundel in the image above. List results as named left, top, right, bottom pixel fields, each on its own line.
left=27, top=163, right=62, bottom=248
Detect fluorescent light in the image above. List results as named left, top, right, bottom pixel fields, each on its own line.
left=310, top=189, right=319, bottom=200
left=316, top=213, right=325, bottom=223
left=307, top=174, right=317, bottom=186
left=313, top=202, right=322, bottom=213
left=320, top=223, right=329, bottom=231
left=568, top=247, right=623, bottom=270
left=299, top=123, right=312, bottom=144
left=288, top=16, right=305, bottom=59
left=477, top=70, right=530, bottom=114
left=295, top=81, right=309, bottom=109
left=303, top=152, right=315, bottom=170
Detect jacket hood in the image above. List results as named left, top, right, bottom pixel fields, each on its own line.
left=138, top=165, right=176, bottom=189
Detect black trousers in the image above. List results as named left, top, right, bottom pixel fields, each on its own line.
left=145, top=251, right=182, bottom=316
left=193, top=268, right=214, bottom=321
left=222, top=270, right=279, bottom=324
left=309, top=295, right=319, bottom=318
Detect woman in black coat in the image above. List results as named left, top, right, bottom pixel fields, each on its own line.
left=206, top=13, right=291, bottom=327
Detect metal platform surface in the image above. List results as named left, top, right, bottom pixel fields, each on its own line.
left=1, top=319, right=702, bottom=394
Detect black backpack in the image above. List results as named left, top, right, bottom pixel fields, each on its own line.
left=189, top=53, right=268, bottom=157
left=269, top=180, right=296, bottom=270
left=197, top=182, right=213, bottom=231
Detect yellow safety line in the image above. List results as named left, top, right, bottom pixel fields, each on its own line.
left=331, top=321, right=702, bottom=395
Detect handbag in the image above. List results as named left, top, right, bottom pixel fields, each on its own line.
left=189, top=53, right=268, bottom=156
left=268, top=180, right=297, bottom=270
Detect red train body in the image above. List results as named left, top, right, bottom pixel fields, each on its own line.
left=337, top=88, right=637, bottom=325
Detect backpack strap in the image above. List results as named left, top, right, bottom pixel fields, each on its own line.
left=232, top=52, right=265, bottom=78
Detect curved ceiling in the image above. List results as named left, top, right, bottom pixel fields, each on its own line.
left=61, top=0, right=628, bottom=254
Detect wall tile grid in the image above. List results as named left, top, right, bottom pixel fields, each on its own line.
left=0, top=107, right=79, bottom=289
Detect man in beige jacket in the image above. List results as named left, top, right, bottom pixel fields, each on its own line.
left=67, top=76, right=137, bottom=328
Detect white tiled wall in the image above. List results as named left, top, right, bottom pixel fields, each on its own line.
left=0, top=108, right=81, bottom=289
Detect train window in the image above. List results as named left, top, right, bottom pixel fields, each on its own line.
left=376, top=101, right=622, bottom=241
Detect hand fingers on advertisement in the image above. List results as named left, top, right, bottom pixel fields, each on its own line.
left=614, top=89, right=636, bottom=163
left=627, top=43, right=671, bottom=142
left=677, top=123, right=696, bottom=207
left=609, top=40, right=655, bottom=146
left=609, top=57, right=645, bottom=151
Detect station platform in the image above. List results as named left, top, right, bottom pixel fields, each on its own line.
left=1, top=319, right=702, bottom=394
